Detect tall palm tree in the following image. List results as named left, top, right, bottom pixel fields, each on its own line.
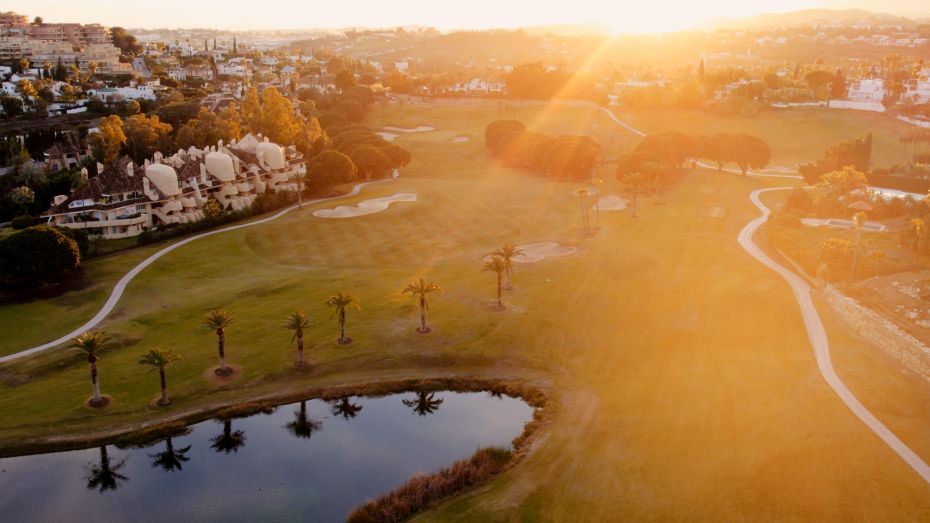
left=148, top=438, right=191, bottom=472
left=211, top=420, right=246, bottom=454
left=325, top=291, right=361, bottom=345
left=329, top=397, right=363, bottom=419
left=71, top=330, right=111, bottom=407
left=489, top=243, right=526, bottom=290
left=85, top=446, right=128, bottom=492
left=203, top=309, right=235, bottom=376
left=138, top=347, right=182, bottom=406
left=591, top=177, right=604, bottom=229
left=402, top=391, right=444, bottom=416
left=483, top=255, right=508, bottom=309
left=622, top=171, right=649, bottom=217
left=912, top=218, right=925, bottom=259
left=283, top=309, right=313, bottom=366
left=290, top=170, right=308, bottom=208
left=402, top=278, right=444, bottom=333
left=851, top=211, right=866, bottom=278
left=574, top=188, right=591, bottom=235
left=284, top=400, right=322, bottom=439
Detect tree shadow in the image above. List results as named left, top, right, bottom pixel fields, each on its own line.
left=85, top=445, right=129, bottom=492
left=284, top=400, right=323, bottom=439
left=328, top=397, right=363, bottom=420
left=402, top=391, right=443, bottom=416
left=148, top=437, right=191, bottom=472
left=211, top=419, right=246, bottom=454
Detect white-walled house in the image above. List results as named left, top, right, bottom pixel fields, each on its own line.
left=847, top=79, right=884, bottom=103
left=43, top=134, right=306, bottom=239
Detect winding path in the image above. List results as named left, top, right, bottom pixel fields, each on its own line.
left=0, top=180, right=390, bottom=364
left=596, top=105, right=930, bottom=485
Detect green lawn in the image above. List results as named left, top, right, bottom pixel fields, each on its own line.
left=2, top=102, right=930, bottom=520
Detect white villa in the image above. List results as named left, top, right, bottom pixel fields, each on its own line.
left=43, top=134, right=306, bottom=239
left=847, top=79, right=885, bottom=103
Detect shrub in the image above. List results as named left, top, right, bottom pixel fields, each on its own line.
left=11, top=215, right=34, bottom=230
left=784, top=187, right=813, bottom=214
left=0, top=226, right=80, bottom=285
left=347, top=447, right=513, bottom=523
left=55, top=226, right=89, bottom=256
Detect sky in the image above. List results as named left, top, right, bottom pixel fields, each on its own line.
left=7, top=0, right=930, bottom=33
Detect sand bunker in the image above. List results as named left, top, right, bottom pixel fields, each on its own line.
left=376, top=132, right=400, bottom=141
left=313, top=193, right=417, bottom=219
left=512, top=242, right=577, bottom=263
left=383, top=125, right=435, bottom=133
left=594, top=195, right=628, bottom=211
left=451, top=136, right=469, bottom=143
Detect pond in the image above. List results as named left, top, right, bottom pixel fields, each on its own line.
left=0, top=391, right=534, bottom=522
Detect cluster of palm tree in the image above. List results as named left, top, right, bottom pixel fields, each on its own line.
left=898, top=127, right=930, bottom=163
left=68, top=242, right=528, bottom=408
left=483, top=243, right=525, bottom=309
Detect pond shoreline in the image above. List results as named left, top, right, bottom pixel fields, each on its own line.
left=0, top=376, right=549, bottom=458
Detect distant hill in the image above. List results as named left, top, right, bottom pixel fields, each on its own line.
left=706, top=8, right=914, bottom=30
left=520, top=24, right=612, bottom=37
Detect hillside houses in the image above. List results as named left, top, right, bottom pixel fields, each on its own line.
left=43, top=134, right=305, bottom=239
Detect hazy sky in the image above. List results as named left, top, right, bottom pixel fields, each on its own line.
left=8, top=0, right=930, bottom=33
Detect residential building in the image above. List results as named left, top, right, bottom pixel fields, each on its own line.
left=43, top=134, right=306, bottom=239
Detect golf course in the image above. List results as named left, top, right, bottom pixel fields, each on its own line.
left=3, top=100, right=930, bottom=520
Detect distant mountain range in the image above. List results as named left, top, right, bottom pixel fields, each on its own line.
left=705, top=8, right=919, bottom=30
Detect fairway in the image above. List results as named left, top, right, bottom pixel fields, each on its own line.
left=3, top=102, right=930, bottom=520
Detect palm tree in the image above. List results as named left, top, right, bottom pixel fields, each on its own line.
left=489, top=243, right=526, bottom=290
left=912, top=218, right=925, bottom=259
left=283, top=309, right=313, bottom=366
left=284, top=400, right=322, bottom=439
left=290, top=170, right=308, bottom=208
left=325, top=291, right=361, bottom=345
left=85, top=446, right=128, bottom=492
left=402, top=391, right=444, bottom=416
left=591, top=177, right=604, bottom=229
left=202, top=309, right=235, bottom=376
left=402, top=278, right=444, bottom=333
left=622, top=171, right=650, bottom=217
left=483, top=255, right=508, bottom=309
left=574, top=188, right=591, bottom=236
left=211, top=420, right=246, bottom=454
left=329, top=397, right=363, bottom=419
left=71, top=330, right=111, bottom=407
left=851, top=211, right=866, bottom=278
left=148, top=438, right=191, bottom=472
left=138, top=347, right=182, bottom=406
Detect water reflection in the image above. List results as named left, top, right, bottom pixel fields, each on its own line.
left=284, top=400, right=323, bottom=439
left=402, top=391, right=443, bottom=416
left=85, top=446, right=129, bottom=492
left=148, top=438, right=191, bottom=472
left=0, top=391, right=534, bottom=523
left=329, top=397, right=363, bottom=419
left=210, top=420, right=246, bottom=454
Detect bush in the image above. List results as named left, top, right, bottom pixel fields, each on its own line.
left=347, top=447, right=513, bottom=523
left=0, top=226, right=80, bottom=285
left=55, top=226, right=89, bottom=256
left=784, top=187, right=813, bottom=214
left=11, top=215, right=34, bottom=230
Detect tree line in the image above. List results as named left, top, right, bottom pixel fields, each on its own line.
left=484, top=120, right=601, bottom=180
left=616, top=131, right=772, bottom=176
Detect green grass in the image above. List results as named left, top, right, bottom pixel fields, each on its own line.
left=3, top=102, right=930, bottom=519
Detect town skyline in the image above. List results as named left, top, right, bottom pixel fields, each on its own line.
left=8, top=1, right=930, bottom=34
